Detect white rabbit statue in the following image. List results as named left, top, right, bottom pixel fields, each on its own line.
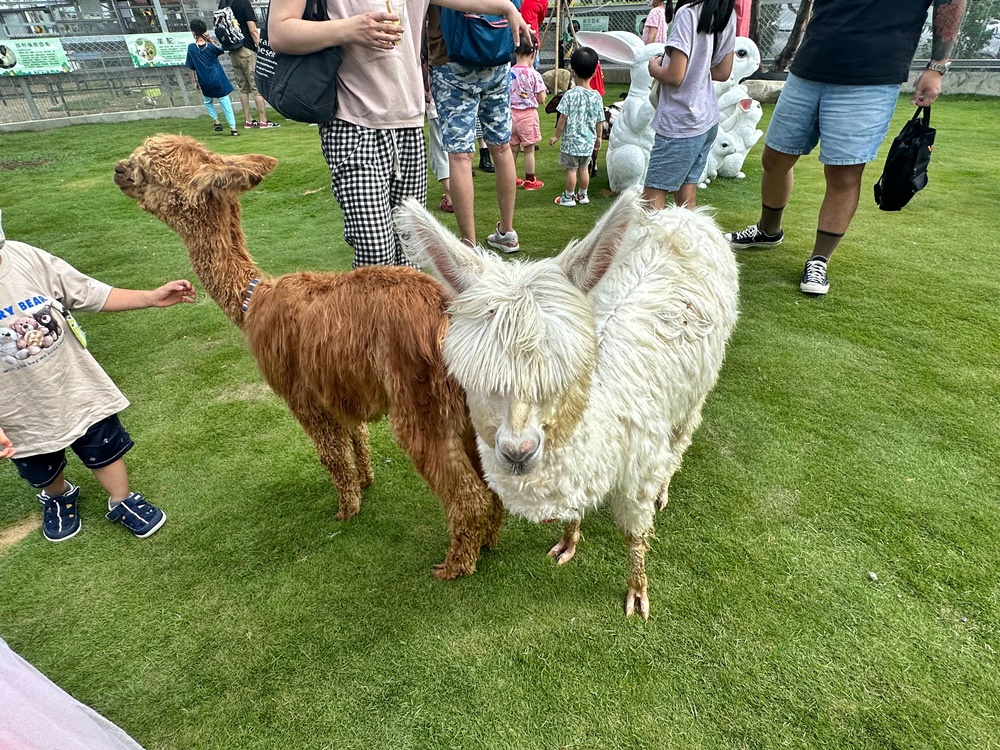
left=716, top=97, right=763, bottom=179
left=698, top=134, right=738, bottom=188
left=715, top=37, right=761, bottom=123
left=700, top=37, right=762, bottom=186
left=577, top=31, right=663, bottom=194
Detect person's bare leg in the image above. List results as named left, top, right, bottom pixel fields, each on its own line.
left=92, top=458, right=130, bottom=503
left=41, top=471, right=71, bottom=498
left=564, top=168, right=577, bottom=196
left=254, top=93, right=269, bottom=123
left=440, top=176, right=452, bottom=204
left=523, top=144, right=536, bottom=178
left=238, top=91, right=251, bottom=124
left=448, top=151, right=476, bottom=242
left=489, top=142, right=516, bottom=234
left=577, top=164, right=590, bottom=194
left=675, top=182, right=698, bottom=208
left=812, top=163, right=866, bottom=260
left=758, top=145, right=800, bottom=233
left=642, top=186, right=667, bottom=210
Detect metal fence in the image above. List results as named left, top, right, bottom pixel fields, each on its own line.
left=1, top=0, right=998, bottom=126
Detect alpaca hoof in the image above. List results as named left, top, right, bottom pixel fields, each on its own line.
left=547, top=538, right=577, bottom=565
left=359, top=474, right=374, bottom=489
left=433, top=561, right=474, bottom=580
left=625, top=586, right=649, bottom=620
left=656, top=485, right=669, bottom=511
left=335, top=506, right=359, bottom=522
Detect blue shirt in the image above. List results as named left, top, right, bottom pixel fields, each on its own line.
left=186, top=42, right=233, bottom=99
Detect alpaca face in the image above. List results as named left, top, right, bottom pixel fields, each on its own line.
left=445, top=259, right=598, bottom=475
left=114, top=135, right=277, bottom=221
left=396, top=189, right=642, bottom=477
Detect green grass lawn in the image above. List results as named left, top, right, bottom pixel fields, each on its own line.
left=0, top=93, right=998, bottom=749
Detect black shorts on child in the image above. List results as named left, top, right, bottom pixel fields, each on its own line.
left=12, top=413, right=134, bottom=488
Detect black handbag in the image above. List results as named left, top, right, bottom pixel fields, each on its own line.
left=254, top=0, right=341, bottom=124
left=874, top=106, right=936, bottom=212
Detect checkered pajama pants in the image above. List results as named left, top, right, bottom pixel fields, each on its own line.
left=319, top=119, right=427, bottom=268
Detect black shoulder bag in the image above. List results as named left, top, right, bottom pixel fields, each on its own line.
left=255, top=0, right=341, bottom=124
left=874, top=106, right=936, bottom=212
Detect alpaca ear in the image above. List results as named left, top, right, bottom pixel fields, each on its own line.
left=189, top=154, right=277, bottom=196
left=558, top=187, right=643, bottom=293
left=393, top=198, right=485, bottom=295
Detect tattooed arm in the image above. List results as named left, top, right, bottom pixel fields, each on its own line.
left=912, top=0, right=966, bottom=105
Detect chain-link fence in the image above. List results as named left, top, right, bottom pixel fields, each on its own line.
left=2, top=0, right=999, bottom=126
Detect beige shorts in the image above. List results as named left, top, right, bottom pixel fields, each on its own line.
left=229, top=46, right=257, bottom=95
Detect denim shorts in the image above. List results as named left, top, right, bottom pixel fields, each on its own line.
left=765, top=73, right=900, bottom=165
left=645, top=124, right=718, bottom=192
left=430, top=62, right=512, bottom=153
left=12, top=413, right=134, bottom=488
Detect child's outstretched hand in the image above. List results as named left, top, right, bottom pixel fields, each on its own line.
left=549, top=135, right=559, bottom=146
left=150, top=280, right=197, bottom=307
left=0, top=428, right=16, bottom=460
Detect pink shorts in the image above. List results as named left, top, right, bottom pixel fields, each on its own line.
left=510, top=107, right=542, bottom=147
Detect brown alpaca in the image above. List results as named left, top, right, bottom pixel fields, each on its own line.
left=113, top=134, right=502, bottom=578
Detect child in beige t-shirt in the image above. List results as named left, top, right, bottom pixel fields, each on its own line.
left=0, top=209, right=195, bottom=542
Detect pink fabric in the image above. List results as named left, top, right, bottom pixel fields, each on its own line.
left=643, top=5, right=667, bottom=44
left=735, top=0, right=750, bottom=37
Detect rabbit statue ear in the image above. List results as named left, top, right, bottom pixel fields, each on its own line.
left=576, top=30, right=644, bottom=64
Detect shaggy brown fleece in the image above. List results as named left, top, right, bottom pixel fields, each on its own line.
left=113, top=134, right=502, bottom=578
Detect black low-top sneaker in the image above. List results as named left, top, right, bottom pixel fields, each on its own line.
left=37, top=482, right=81, bottom=542
left=800, top=256, right=830, bottom=295
left=725, top=224, right=784, bottom=248
left=107, top=492, right=166, bottom=539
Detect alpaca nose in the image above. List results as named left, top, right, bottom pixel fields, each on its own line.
left=498, top=437, right=539, bottom=466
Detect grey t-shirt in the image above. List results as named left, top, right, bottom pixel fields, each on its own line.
left=0, top=241, right=127, bottom=457
left=651, top=5, right=736, bottom=138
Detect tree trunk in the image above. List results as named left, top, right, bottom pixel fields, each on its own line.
left=771, top=0, right=813, bottom=72
left=748, top=0, right=761, bottom=45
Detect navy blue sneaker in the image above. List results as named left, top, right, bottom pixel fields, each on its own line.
left=37, top=482, right=81, bottom=542
left=106, top=492, right=166, bottom=538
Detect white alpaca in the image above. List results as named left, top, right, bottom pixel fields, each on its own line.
left=396, top=189, right=739, bottom=619
left=577, top=31, right=662, bottom=194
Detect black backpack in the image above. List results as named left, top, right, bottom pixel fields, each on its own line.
left=874, top=106, right=936, bottom=212
left=213, top=0, right=246, bottom=52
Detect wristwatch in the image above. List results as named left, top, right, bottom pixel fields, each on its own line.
left=925, top=60, right=951, bottom=75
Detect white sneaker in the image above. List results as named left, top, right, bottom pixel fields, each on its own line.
left=555, top=192, right=576, bottom=207
left=575, top=192, right=590, bottom=205
left=486, top=223, right=520, bottom=253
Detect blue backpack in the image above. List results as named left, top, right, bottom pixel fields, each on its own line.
left=440, top=0, right=521, bottom=69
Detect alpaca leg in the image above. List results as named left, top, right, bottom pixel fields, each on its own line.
left=547, top=519, right=581, bottom=565
left=392, top=415, right=498, bottom=579
left=624, top=532, right=651, bottom=620
left=657, top=402, right=705, bottom=511
left=295, top=411, right=362, bottom=521
left=352, top=422, right=374, bottom=489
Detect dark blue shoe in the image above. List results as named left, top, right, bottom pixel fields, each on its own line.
left=106, top=492, right=166, bottom=538
left=37, top=482, right=81, bottom=542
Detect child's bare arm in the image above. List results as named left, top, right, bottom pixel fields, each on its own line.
left=549, top=114, right=565, bottom=146
left=0, top=427, right=15, bottom=460
left=101, top=280, right=197, bottom=312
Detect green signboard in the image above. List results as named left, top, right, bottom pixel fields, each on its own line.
left=124, top=33, right=190, bottom=68
left=0, top=39, right=71, bottom=76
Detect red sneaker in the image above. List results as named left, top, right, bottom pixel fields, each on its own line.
left=523, top=179, right=545, bottom=190
left=438, top=195, right=454, bottom=213
left=515, top=178, right=525, bottom=187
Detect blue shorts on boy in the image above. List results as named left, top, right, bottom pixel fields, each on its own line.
left=13, top=414, right=133, bottom=488
left=556, top=86, right=605, bottom=157
left=764, top=73, right=900, bottom=165
left=430, top=62, right=512, bottom=153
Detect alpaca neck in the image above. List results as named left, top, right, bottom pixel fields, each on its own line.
left=171, top=198, right=261, bottom=326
